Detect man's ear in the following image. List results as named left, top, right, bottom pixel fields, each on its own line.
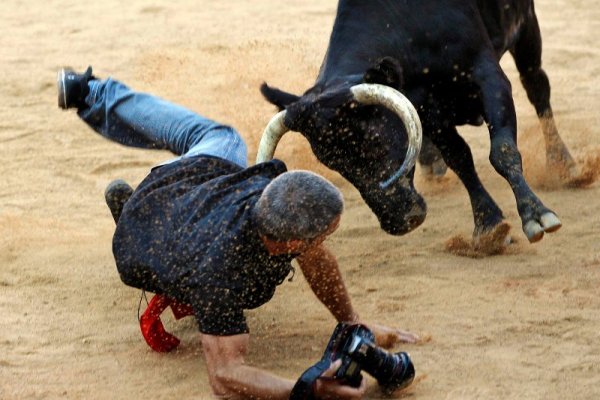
left=363, top=57, right=404, bottom=89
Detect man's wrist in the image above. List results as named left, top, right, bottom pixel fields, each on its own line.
left=342, top=312, right=360, bottom=324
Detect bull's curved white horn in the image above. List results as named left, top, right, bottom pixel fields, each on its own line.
left=256, top=110, right=289, bottom=164
left=350, top=83, right=423, bottom=189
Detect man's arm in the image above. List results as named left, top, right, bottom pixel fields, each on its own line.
left=296, top=243, right=358, bottom=323
left=201, top=333, right=293, bottom=399
left=296, top=243, right=419, bottom=345
left=200, top=333, right=366, bottom=399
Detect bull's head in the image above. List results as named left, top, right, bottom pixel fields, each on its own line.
left=258, top=58, right=426, bottom=235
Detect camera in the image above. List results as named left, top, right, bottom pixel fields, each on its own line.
left=324, top=322, right=415, bottom=394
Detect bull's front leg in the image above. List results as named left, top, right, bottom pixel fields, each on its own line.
left=474, top=56, right=561, bottom=243
left=429, top=125, right=507, bottom=246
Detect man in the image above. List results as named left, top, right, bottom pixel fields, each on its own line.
left=58, top=66, right=418, bottom=399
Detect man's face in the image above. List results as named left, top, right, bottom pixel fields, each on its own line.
left=261, top=214, right=342, bottom=256
left=298, top=214, right=342, bottom=252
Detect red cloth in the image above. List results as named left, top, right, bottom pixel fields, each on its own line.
left=170, top=301, right=194, bottom=320
left=139, top=295, right=194, bottom=353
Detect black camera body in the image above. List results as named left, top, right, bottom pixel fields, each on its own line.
left=324, top=322, right=415, bottom=394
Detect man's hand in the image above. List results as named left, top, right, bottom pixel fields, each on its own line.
left=362, top=322, right=419, bottom=348
left=313, top=360, right=367, bottom=400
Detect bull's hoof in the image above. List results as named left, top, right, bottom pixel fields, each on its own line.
left=473, top=221, right=512, bottom=254
left=420, top=158, right=448, bottom=180
left=560, top=163, right=598, bottom=188
left=523, top=212, right=561, bottom=243
left=444, top=221, right=512, bottom=258
left=563, top=172, right=596, bottom=188
left=549, top=159, right=582, bottom=186
left=546, top=149, right=596, bottom=188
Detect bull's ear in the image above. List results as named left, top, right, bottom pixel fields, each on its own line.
left=363, top=57, right=404, bottom=89
left=260, top=83, right=301, bottom=111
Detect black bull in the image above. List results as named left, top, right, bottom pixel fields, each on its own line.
left=260, top=0, right=578, bottom=243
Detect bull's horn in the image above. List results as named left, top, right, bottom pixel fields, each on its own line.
left=350, top=83, right=422, bottom=189
left=256, top=110, right=289, bottom=164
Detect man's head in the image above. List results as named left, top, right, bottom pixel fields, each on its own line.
left=254, top=170, right=344, bottom=250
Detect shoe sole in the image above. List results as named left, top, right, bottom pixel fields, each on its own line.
left=57, top=69, right=68, bottom=109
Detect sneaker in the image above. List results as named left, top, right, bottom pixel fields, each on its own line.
left=104, top=179, right=134, bottom=223
left=57, top=66, right=94, bottom=109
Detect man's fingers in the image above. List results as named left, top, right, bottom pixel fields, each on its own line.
left=320, top=359, right=342, bottom=378
left=397, top=329, right=420, bottom=344
left=357, top=374, right=368, bottom=395
left=315, top=366, right=367, bottom=400
left=330, top=383, right=366, bottom=400
left=369, top=323, right=420, bottom=348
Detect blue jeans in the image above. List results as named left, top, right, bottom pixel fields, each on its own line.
left=78, top=78, right=248, bottom=168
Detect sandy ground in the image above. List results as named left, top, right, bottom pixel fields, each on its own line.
left=1, top=0, right=599, bottom=399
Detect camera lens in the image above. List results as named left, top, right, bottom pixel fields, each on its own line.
left=352, top=343, right=415, bottom=394
left=376, top=351, right=415, bottom=393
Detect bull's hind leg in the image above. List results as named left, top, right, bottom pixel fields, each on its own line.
left=511, top=11, right=578, bottom=182
left=473, top=54, right=561, bottom=242
left=418, top=135, right=448, bottom=179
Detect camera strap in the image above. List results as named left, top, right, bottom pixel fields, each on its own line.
left=289, top=358, right=331, bottom=400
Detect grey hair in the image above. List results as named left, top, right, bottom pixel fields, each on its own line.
left=254, top=170, right=344, bottom=241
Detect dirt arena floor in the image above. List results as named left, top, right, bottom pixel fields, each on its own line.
left=1, top=1, right=599, bottom=399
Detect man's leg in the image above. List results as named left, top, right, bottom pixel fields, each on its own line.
left=59, top=67, right=247, bottom=167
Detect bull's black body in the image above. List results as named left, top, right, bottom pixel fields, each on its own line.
left=262, top=0, right=573, bottom=241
